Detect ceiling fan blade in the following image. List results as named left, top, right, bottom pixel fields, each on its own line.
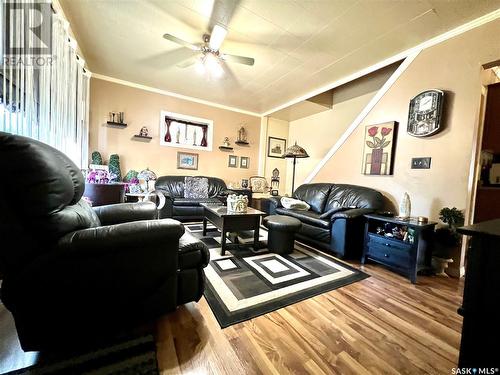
left=221, top=53, right=255, bottom=66
left=163, top=34, right=201, bottom=51
left=176, top=56, right=201, bottom=68
left=139, top=48, right=200, bottom=69
left=209, top=24, right=227, bottom=51
left=221, top=60, right=240, bottom=87
left=209, top=0, right=241, bottom=29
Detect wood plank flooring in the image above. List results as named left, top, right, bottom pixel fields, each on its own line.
left=156, top=261, right=464, bottom=375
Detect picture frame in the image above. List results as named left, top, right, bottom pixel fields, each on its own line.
left=160, top=110, right=213, bottom=151
left=267, top=137, right=286, bottom=158
left=240, top=156, right=249, bottom=169
left=177, top=152, right=199, bottom=170
left=361, top=121, right=398, bottom=175
left=228, top=155, right=238, bottom=168
left=271, top=189, right=279, bottom=196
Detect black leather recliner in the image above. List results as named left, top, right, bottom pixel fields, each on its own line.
left=156, top=175, right=232, bottom=221
left=265, top=183, right=384, bottom=258
left=0, top=132, right=209, bottom=351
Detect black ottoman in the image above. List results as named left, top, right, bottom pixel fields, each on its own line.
left=263, top=215, right=302, bottom=254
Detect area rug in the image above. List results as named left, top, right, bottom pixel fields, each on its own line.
left=185, top=223, right=369, bottom=328
left=5, top=335, right=158, bottom=375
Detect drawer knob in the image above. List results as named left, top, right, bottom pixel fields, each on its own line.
left=384, top=253, right=389, bottom=257
left=385, top=243, right=390, bottom=246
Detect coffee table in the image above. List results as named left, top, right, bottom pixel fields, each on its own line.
left=200, top=203, right=266, bottom=255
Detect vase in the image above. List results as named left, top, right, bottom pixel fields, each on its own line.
left=399, top=192, right=411, bottom=218
left=201, top=126, right=208, bottom=147
left=370, top=148, right=383, bottom=174
left=164, top=118, right=171, bottom=143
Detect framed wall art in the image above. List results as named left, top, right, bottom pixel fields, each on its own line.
left=160, top=110, right=213, bottom=151
left=228, top=155, right=238, bottom=168
left=177, top=152, right=199, bottom=170
left=361, top=121, right=398, bottom=175
left=240, top=156, right=249, bottom=169
left=267, top=137, right=286, bottom=158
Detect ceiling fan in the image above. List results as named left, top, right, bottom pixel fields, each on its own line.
left=163, top=24, right=255, bottom=77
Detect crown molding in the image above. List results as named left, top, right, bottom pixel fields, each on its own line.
left=262, top=8, right=500, bottom=117
left=91, top=73, right=262, bottom=118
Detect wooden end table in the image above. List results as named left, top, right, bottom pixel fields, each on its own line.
left=200, top=203, right=266, bottom=255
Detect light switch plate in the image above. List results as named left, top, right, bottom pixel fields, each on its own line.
left=411, top=157, right=431, bottom=169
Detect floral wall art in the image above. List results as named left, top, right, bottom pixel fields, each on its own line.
left=361, top=121, right=398, bottom=175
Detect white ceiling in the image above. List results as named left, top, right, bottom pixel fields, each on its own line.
left=60, top=0, right=500, bottom=114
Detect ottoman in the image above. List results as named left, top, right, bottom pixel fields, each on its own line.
left=263, top=215, right=302, bottom=254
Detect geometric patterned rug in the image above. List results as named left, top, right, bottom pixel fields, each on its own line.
left=185, top=223, right=369, bottom=328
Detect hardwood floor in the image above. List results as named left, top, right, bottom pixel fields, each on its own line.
left=0, top=261, right=464, bottom=374
left=156, top=262, right=464, bottom=375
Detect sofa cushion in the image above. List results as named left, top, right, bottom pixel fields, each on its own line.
left=292, top=183, right=332, bottom=214
left=324, top=184, right=384, bottom=212
left=276, top=208, right=331, bottom=229
left=173, top=198, right=221, bottom=206
left=297, top=223, right=330, bottom=244
left=184, top=177, right=209, bottom=199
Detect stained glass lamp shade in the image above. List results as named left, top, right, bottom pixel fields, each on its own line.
left=283, top=142, right=309, bottom=193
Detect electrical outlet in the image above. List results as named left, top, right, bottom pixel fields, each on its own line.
left=411, top=157, right=431, bottom=169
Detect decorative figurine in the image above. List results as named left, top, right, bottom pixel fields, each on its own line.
left=139, top=126, right=149, bottom=137
left=223, top=137, right=231, bottom=147
left=399, top=192, right=412, bottom=219
left=237, top=126, right=247, bottom=143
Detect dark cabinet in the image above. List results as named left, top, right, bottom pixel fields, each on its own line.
left=362, top=214, right=436, bottom=283
left=457, top=220, right=500, bottom=368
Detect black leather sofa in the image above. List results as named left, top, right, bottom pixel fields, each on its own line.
left=266, top=183, right=384, bottom=258
left=156, top=175, right=232, bottom=221
left=0, top=132, right=209, bottom=351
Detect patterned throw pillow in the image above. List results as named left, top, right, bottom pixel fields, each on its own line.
left=184, top=177, right=209, bottom=199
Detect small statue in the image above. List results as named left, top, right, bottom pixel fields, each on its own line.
left=223, top=137, right=231, bottom=147
left=237, top=126, right=247, bottom=142
left=399, top=192, right=411, bottom=219
left=139, top=126, right=149, bottom=137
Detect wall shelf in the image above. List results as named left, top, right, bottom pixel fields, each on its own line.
left=219, top=145, right=234, bottom=151
left=133, top=135, right=152, bottom=141
left=235, top=140, right=249, bottom=146
left=107, top=121, right=127, bottom=127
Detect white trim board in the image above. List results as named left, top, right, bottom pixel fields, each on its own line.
left=92, top=73, right=261, bottom=118
left=304, top=51, right=420, bottom=183
left=262, top=8, right=500, bottom=117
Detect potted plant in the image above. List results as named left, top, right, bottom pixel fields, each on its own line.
left=432, top=207, right=465, bottom=276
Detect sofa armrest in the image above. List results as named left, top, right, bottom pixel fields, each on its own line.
left=57, top=219, right=184, bottom=254
left=263, top=196, right=282, bottom=214
left=219, top=189, right=235, bottom=197
left=93, top=202, right=157, bottom=225
left=330, top=208, right=374, bottom=221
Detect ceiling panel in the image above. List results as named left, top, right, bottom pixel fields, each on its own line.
left=60, top=0, right=500, bottom=114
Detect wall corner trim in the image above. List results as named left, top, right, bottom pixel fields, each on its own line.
left=304, top=51, right=420, bottom=183
left=91, top=73, right=262, bottom=118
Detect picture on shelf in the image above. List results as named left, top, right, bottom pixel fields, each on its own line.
left=228, top=155, right=238, bottom=168
left=160, top=110, right=213, bottom=151
left=361, top=121, right=398, bottom=175
left=177, top=152, right=199, bottom=170
left=268, top=137, right=286, bottom=158
left=240, top=156, right=249, bottom=169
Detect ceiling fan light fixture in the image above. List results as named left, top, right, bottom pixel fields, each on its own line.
left=204, top=52, right=224, bottom=78
left=195, top=57, right=206, bottom=75
left=208, top=24, right=227, bottom=51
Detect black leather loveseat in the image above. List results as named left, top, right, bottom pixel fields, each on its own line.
left=156, top=175, right=232, bottom=221
left=0, top=133, right=209, bottom=351
left=266, top=183, right=384, bottom=258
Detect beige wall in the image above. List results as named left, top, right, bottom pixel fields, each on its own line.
left=312, top=20, right=500, bottom=222
left=89, top=78, right=261, bottom=184
left=285, top=63, right=399, bottom=194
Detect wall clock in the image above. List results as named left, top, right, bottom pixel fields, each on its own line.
left=407, top=89, right=444, bottom=137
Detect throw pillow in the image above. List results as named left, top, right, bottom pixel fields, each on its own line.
left=281, top=197, right=310, bottom=211
left=184, top=177, right=209, bottom=199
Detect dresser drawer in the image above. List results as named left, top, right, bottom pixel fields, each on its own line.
left=367, top=233, right=412, bottom=251
left=367, top=235, right=410, bottom=267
